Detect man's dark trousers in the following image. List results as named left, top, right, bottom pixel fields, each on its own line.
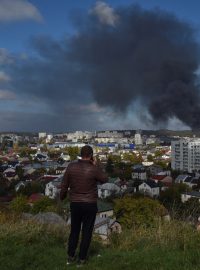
left=68, top=202, right=97, bottom=260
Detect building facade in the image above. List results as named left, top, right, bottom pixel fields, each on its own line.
left=134, top=131, right=143, bottom=145
left=171, top=139, right=200, bottom=173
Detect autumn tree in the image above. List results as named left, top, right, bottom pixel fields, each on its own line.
left=114, top=196, right=167, bottom=228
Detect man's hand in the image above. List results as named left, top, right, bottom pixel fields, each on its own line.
left=92, top=157, right=97, bottom=166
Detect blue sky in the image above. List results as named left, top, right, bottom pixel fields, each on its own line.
left=3, top=0, right=200, bottom=53
left=0, top=0, right=200, bottom=132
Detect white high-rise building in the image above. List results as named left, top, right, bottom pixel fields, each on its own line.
left=46, top=134, right=53, bottom=143
left=134, top=131, right=143, bottom=145
left=171, top=138, right=200, bottom=173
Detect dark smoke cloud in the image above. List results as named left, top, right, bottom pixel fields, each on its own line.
left=9, top=3, right=200, bottom=129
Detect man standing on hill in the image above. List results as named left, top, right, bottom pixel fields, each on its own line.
left=60, top=145, right=108, bottom=266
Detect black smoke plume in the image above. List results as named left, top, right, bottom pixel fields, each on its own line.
left=11, top=3, right=200, bottom=129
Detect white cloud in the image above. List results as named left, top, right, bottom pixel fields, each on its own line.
left=0, top=71, right=11, bottom=82
left=0, top=0, right=43, bottom=23
left=90, top=1, right=119, bottom=26
left=0, top=90, right=16, bottom=100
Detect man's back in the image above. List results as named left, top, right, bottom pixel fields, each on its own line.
left=60, top=159, right=107, bottom=203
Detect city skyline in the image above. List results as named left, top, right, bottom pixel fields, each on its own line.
left=1, top=0, right=200, bottom=132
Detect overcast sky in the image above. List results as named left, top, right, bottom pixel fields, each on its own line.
left=1, top=0, right=200, bottom=132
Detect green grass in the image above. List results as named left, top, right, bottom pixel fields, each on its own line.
left=1, top=213, right=200, bottom=270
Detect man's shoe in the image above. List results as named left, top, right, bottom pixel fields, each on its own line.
left=66, top=256, right=76, bottom=265
left=76, top=259, right=86, bottom=268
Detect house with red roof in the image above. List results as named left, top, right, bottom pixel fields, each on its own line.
left=151, top=175, right=173, bottom=189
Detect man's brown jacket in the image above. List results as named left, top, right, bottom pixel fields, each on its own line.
left=60, top=160, right=108, bottom=203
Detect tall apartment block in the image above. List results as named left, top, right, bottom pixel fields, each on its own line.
left=134, top=130, right=143, bottom=145
left=171, top=139, right=200, bottom=173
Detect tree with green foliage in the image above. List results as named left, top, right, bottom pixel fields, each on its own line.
left=17, top=182, right=45, bottom=197
left=109, top=154, right=121, bottom=164
left=154, top=160, right=168, bottom=169
left=171, top=169, right=181, bottom=181
left=123, top=153, right=136, bottom=163
left=40, top=144, right=48, bottom=152
left=117, top=163, right=132, bottom=180
left=147, top=154, right=153, bottom=162
left=67, top=147, right=79, bottom=160
left=121, top=165, right=132, bottom=180
left=114, top=196, right=167, bottom=228
left=159, top=183, right=189, bottom=211
left=154, top=150, right=164, bottom=157
left=19, top=147, right=37, bottom=157
left=35, top=167, right=47, bottom=176
left=106, top=157, right=114, bottom=175
left=48, top=150, right=61, bottom=160
left=15, top=166, right=24, bottom=180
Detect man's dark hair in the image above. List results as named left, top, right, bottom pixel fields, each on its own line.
left=80, top=145, right=93, bottom=158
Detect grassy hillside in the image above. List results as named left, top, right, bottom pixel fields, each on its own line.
left=1, top=213, right=200, bottom=270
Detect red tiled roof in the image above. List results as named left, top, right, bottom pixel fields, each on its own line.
left=151, top=175, right=166, bottom=181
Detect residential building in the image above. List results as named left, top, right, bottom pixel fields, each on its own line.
left=98, top=183, right=120, bottom=199
left=97, top=131, right=122, bottom=138
left=15, top=181, right=26, bottom=192
left=138, top=180, right=160, bottom=197
left=171, top=138, right=200, bottom=173
left=132, top=168, right=147, bottom=180
left=151, top=175, right=172, bottom=189
left=56, top=166, right=67, bottom=175
left=45, top=176, right=63, bottom=199
left=181, top=191, right=200, bottom=203
left=94, top=217, right=121, bottom=240
left=146, top=136, right=157, bottom=145
left=97, top=200, right=114, bottom=218
left=67, top=131, right=94, bottom=141
left=175, top=174, right=192, bottom=184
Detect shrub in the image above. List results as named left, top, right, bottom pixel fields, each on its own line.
left=31, top=196, right=55, bottom=214
left=114, top=196, right=167, bottom=228
left=9, top=195, right=30, bottom=213
left=109, top=220, right=200, bottom=252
